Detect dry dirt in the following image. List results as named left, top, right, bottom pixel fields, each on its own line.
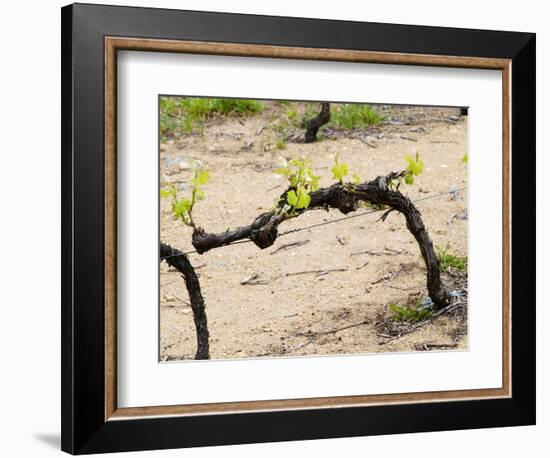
left=159, top=103, right=468, bottom=361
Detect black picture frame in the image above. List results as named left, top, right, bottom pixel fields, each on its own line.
left=61, top=3, right=536, bottom=454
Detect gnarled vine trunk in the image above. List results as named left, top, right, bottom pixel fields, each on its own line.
left=192, top=171, right=452, bottom=308
left=163, top=170, right=452, bottom=360
left=160, top=243, right=209, bottom=359
left=304, top=102, right=331, bottom=143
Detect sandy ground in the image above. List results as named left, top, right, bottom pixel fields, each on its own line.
left=159, top=103, right=468, bottom=361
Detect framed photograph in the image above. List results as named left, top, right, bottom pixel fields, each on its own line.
left=61, top=3, right=536, bottom=454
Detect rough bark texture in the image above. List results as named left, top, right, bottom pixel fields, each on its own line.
left=160, top=243, right=210, bottom=359
left=304, top=102, right=331, bottom=143
left=192, top=171, right=452, bottom=308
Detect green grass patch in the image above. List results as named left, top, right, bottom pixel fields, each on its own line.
left=389, top=301, right=432, bottom=323
left=275, top=137, right=287, bottom=150
left=436, top=244, right=468, bottom=272
left=160, top=97, right=263, bottom=140
left=271, top=102, right=384, bottom=140
left=303, top=102, right=321, bottom=122
left=209, top=98, right=263, bottom=115
left=329, top=103, right=384, bottom=129
left=272, top=103, right=302, bottom=131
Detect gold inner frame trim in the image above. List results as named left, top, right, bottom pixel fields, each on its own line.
left=104, top=37, right=512, bottom=421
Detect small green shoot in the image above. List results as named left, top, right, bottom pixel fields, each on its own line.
left=331, top=154, right=349, bottom=183
left=436, top=243, right=468, bottom=272
left=352, top=173, right=362, bottom=185
left=462, top=153, right=469, bottom=164
left=160, top=167, right=210, bottom=227
left=286, top=188, right=310, bottom=210
left=276, top=157, right=320, bottom=215
left=404, top=152, right=425, bottom=185
left=386, top=153, right=425, bottom=191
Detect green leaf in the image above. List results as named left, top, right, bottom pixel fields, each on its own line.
left=331, top=154, right=349, bottom=183
left=286, top=190, right=298, bottom=208
left=352, top=174, right=362, bottom=185
left=277, top=156, right=319, bottom=214
left=305, top=172, right=320, bottom=191
left=404, top=173, right=414, bottom=185
left=405, top=153, right=424, bottom=176
left=194, top=169, right=210, bottom=186
left=289, top=174, right=299, bottom=188
left=295, top=188, right=311, bottom=209
left=195, top=188, right=205, bottom=200
left=331, top=163, right=348, bottom=182
left=462, top=153, right=469, bottom=164
left=276, top=167, right=290, bottom=176
left=387, top=178, right=400, bottom=191
left=160, top=188, right=172, bottom=199
left=172, top=198, right=191, bottom=218
left=289, top=158, right=303, bottom=167
left=160, top=184, right=177, bottom=200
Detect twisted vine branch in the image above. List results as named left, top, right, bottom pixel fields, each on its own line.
left=304, top=102, right=331, bottom=143
left=192, top=171, right=452, bottom=308
left=160, top=243, right=209, bottom=359
left=162, top=170, right=452, bottom=359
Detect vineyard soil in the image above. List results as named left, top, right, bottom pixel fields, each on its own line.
left=160, top=104, right=468, bottom=360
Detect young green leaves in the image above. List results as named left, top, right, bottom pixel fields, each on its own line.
left=161, top=183, right=192, bottom=225
left=276, top=157, right=319, bottom=189
left=351, top=174, right=362, bottom=185
left=276, top=157, right=319, bottom=215
left=160, top=167, right=210, bottom=227
left=331, top=154, right=363, bottom=188
left=386, top=152, right=424, bottom=191
left=172, top=195, right=193, bottom=221
left=286, top=188, right=310, bottom=210
left=192, top=169, right=210, bottom=202
left=275, top=151, right=423, bottom=216
left=404, top=152, right=424, bottom=185
left=331, top=153, right=349, bottom=183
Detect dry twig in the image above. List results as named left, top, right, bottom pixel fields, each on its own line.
left=286, top=268, right=348, bottom=277
left=240, top=271, right=269, bottom=285
left=297, top=318, right=370, bottom=338
left=270, top=239, right=310, bottom=255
